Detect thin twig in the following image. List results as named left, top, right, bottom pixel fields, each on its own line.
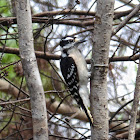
left=2, top=77, right=29, bottom=97
left=109, top=99, right=133, bottom=123
left=0, top=98, right=30, bottom=106
left=112, top=4, right=140, bottom=36
left=48, top=94, right=71, bottom=121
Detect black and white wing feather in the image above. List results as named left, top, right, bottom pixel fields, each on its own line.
left=60, top=57, right=79, bottom=100
left=60, top=56, right=93, bottom=126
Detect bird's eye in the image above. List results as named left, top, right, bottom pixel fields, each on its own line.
left=60, top=37, right=75, bottom=47
left=69, top=39, right=74, bottom=42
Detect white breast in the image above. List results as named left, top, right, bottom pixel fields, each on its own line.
left=68, top=47, right=90, bottom=107
left=68, top=47, right=89, bottom=85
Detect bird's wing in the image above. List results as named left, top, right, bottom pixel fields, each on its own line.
left=60, top=57, right=79, bottom=95
left=60, top=57, right=93, bottom=126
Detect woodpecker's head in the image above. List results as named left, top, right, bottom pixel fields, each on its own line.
left=60, top=36, right=86, bottom=49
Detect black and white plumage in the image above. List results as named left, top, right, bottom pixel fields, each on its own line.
left=60, top=36, right=93, bottom=126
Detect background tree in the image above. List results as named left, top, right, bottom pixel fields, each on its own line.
left=15, top=0, right=49, bottom=139
left=0, top=0, right=140, bottom=139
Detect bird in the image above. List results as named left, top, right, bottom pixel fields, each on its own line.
left=59, top=36, right=93, bottom=126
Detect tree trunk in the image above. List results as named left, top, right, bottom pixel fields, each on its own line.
left=15, top=0, right=49, bottom=140
left=90, top=0, right=114, bottom=140
left=128, top=55, right=140, bottom=140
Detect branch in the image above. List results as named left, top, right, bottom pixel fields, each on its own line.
left=33, top=9, right=134, bottom=19
left=0, top=46, right=139, bottom=63
left=0, top=79, right=28, bottom=98
left=0, top=98, right=30, bottom=106
left=46, top=99, right=89, bottom=122
left=0, top=79, right=90, bottom=122
left=0, top=17, right=94, bottom=27
left=0, top=46, right=60, bottom=60
left=118, top=0, right=136, bottom=8
left=112, top=4, right=140, bottom=36
left=112, top=128, right=140, bottom=139
left=33, top=9, right=96, bottom=17
left=0, top=9, right=138, bottom=27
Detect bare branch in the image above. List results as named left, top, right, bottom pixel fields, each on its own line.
left=0, top=46, right=140, bottom=63
left=112, top=4, right=140, bottom=36
left=118, top=0, right=136, bottom=8
left=0, top=9, right=138, bottom=27
left=0, top=78, right=91, bottom=123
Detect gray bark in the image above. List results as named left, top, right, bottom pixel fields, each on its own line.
left=15, top=0, right=49, bottom=140
left=90, top=0, right=114, bottom=140
left=128, top=55, right=140, bottom=140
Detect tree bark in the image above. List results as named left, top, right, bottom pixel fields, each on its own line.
left=15, top=0, right=49, bottom=140
left=128, top=55, right=140, bottom=140
left=90, top=0, right=114, bottom=140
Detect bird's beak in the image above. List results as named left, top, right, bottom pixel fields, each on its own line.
left=74, top=38, right=86, bottom=45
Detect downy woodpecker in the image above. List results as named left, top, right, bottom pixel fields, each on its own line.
left=60, top=36, right=93, bottom=126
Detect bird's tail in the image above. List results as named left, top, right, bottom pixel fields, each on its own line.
left=69, top=85, right=93, bottom=126
left=78, top=85, right=93, bottom=127
left=73, top=92, right=93, bottom=127
left=80, top=98, right=94, bottom=127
